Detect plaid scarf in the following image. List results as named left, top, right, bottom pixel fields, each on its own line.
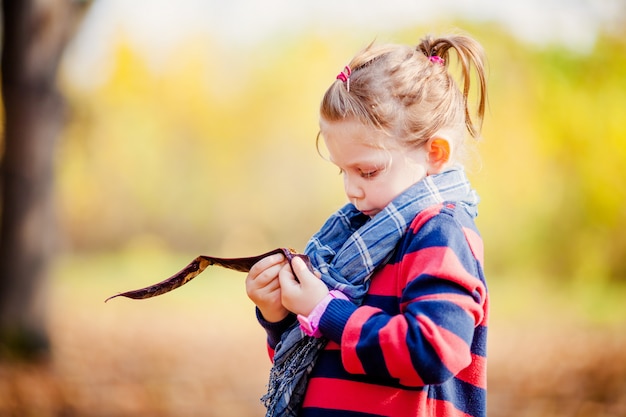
left=261, top=167, right=479, bottom=417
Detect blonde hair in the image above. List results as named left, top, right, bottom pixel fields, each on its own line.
left=319, top=34, right=487, bottom=154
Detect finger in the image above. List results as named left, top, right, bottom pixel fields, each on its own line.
left=247, top=275, right=281, bottom=302
left=249, top=253, right=285, bottom=277
left=278, top=264, right=299, bottom=289
left=264, top=276, right=281, bottom=292
left=256, top=263, right=284, bottom=285
left=291, top=257, right=317, bottom=283
left=279, top=262, right=295, bottom=279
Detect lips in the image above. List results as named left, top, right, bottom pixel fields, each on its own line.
left=353, top=201, right=378, bottom=217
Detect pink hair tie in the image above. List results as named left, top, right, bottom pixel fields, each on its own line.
left=429, top=55, right=445, bottom=66
left=336, top=65, right=351, bottom=91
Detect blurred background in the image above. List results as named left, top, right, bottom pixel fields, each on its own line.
left=1, top=0, right=625, bottom=416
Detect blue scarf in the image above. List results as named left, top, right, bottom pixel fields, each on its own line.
left=262, top=167, right=479, bottom=417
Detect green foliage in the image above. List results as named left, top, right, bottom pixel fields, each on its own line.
left=57, top=24, right=626, bottom=284
left=484, top=32, right=626, bottom=282
left=528, top=35, right=626, bottom=281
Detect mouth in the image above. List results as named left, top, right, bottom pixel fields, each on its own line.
left=360, top=209, right=378, bottom=217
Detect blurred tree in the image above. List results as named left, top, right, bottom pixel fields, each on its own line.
left=0, top=0, right=90, bottom=360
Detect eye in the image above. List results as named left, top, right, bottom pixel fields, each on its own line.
left=360, top=169, right=378, bottom=179
left=338, top=168, right=345, bottom=175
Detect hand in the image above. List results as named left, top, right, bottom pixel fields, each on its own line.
left=279, top=257, right=329, bottom=317
left=245, top=253, right=289, bottom=323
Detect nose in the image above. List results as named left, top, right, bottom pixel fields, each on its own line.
left=344, top=175, right=364, bottom=202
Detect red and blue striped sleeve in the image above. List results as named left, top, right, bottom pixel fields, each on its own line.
left=319, top=202, right=487, bottom=387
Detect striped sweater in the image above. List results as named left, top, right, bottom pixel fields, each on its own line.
left=260, top=201, right=488, bottom=417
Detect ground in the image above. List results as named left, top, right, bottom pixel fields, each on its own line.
left=0, top=252, right=624, bottom=416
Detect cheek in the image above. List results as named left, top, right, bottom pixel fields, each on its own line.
left=370, top=168, right=425, bottom=206
left=368, top=182, right=398, bottom=206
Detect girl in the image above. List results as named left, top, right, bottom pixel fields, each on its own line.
left=246, top=33, right=488, bottom=417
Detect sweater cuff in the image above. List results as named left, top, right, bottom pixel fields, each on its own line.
left=255, top=307, right=296, bottom=348
left=319, top=299, right=357, bottom=343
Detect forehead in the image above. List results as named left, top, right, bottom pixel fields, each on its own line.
left=320, top=118, right=390, bottom=165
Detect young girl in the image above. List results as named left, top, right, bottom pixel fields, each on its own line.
left=246, top=33, right=488, bottom=417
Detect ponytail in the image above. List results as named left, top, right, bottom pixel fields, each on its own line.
left=417, top=35, right=488, bottom=139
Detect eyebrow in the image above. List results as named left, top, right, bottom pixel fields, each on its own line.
left=330, top=155, right=389, bottom=170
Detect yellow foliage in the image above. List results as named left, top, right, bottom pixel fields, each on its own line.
left=57, top=25, right=626, bottom=282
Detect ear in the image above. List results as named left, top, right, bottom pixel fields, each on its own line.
left=426, top=137, right=452, bottom=174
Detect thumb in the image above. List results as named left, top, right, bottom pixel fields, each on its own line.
left=278, top=262, right=299, bottom=288
left=291, top=256, right=315, bottom=282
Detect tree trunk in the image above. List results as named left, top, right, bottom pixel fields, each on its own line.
left=0, top=0, right=88, bottom=360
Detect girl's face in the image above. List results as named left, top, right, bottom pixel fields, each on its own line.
left=321, top=118, right=431, bottom=218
